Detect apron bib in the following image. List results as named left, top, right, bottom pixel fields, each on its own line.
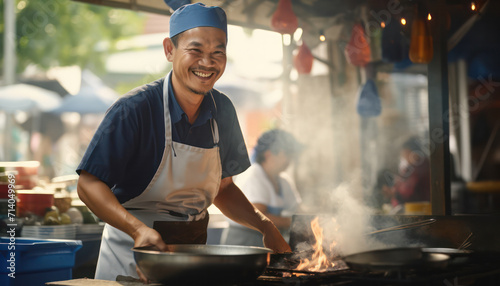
left=95, top=73, right=222, bottom=280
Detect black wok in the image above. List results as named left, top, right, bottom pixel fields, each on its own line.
left=133, top=244, right=272, bottom=285
left=343, top=247, right=450, bottom=272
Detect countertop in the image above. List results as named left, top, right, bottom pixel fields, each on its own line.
left=46, top=277, right=161, bottom=286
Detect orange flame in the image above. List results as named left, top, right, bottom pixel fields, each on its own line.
left=295, top=217, right=337, bottom=272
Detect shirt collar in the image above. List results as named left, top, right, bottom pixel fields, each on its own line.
left=167, top=73, right=213, bottom=126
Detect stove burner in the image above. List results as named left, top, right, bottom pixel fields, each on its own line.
left=256, top=260, right=500, bottom=286
left=267, top=259, right=350, bottom=275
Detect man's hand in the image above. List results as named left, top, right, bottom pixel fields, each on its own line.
left=78, top=171, right=170, bottom=282
left=132, top=225, right=169, bottom=283
left=262, top=224, right=292, bottom=253
left=132, top=224, right=168, bottom=250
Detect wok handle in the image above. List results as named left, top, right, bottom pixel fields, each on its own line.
left=368, top=219, right=436, bottom=235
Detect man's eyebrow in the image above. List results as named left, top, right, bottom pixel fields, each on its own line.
left=186, top=41, right=203, bottom=47
left=216, top=43, right=226, bottom=50
left=185, top=41, right=226, bottom=50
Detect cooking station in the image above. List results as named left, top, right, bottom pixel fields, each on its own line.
left=49, top=261, right=500, bottom=286
left=256, top=263, right=500, bottom=286
left=256, top=216, right=500, bottom=286
left=258, top=263, right=500, bottom=286
left=49, top=214, right=500, bottom=286
left=256, top=214, right=500, bottom=286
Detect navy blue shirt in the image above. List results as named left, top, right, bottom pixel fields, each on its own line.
left=168, top=74, right=214, bottom=147
left=77, top=75, right=250, bottom=204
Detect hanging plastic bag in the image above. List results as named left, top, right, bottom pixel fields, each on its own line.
left=271, top=0, right=298, bottom=34
left=344, top=23, right=371, bottom=67
left=293, top=42, right=314, bottom=74
left=357, top=79, right=381, bottom=117
left=409, top=4, right=433, bottom=63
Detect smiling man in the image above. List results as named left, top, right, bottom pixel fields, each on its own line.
left=76, top=3, right=291, bottom=282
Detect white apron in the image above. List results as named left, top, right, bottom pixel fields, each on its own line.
left=94, top=74, right=222, bottom=280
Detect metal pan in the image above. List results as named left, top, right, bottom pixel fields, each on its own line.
left=343, top=247, right=450, bottom=272
left=422, top=247, right=473, bottom=256
left=133, top=244, right=272, bottom=285
left=422, top=247, right=474, bottom=265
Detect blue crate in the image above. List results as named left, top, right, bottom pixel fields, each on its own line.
left=0, top=237, right=82, bottom=286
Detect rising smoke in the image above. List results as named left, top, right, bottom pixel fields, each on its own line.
left=293, top=177, right=417, bottom=260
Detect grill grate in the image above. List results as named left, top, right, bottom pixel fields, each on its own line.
left=253, top=260, right=500, bottom=286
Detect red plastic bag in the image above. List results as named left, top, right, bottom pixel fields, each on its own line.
left=271, top=0, right=298, bottom=35
left=344, top=23, right=371, bottom=67
left=293, top=42, right=314, bottom=74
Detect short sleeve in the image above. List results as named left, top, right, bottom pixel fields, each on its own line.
left=214, top=93, right=251, bottom=178
left=76, top=99, right=138, bottom=188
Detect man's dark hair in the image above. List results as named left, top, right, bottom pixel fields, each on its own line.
left=170, top=34, right=181, bottom=48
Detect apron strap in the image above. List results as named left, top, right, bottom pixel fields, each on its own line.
left=211, top=119, right=220, bottom=146
left=209, top=91, right=219, bottom=147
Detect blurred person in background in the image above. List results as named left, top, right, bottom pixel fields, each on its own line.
left=222, top=129, right=304, bottom=247
left=384, top=136, right=431, bottom=209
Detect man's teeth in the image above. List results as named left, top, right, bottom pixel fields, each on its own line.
left=194, top=71, right=212, bottom=78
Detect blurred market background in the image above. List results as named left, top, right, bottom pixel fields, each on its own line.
left=0, top=0, right=287, bottom=178
left=2, top=0, right=500, bottom=281
left=2, top=0, right=500, bottom=228
left=0, top=0, right=291, bottom=278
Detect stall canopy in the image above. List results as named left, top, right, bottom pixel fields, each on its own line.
left=73, top=0, right=500, bottom=77
left=73, top=0, right=359, bottom=31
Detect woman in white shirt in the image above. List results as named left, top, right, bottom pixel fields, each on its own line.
left=221, top=129, right=303, bottom=247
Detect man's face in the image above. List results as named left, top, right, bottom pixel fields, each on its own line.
left=166, top=27, right=227, bottom=97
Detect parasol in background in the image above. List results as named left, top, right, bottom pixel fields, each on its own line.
left=0, top=84, right=62, bottom=112
left=50, top=70, right=119, bottom=114
left=49, top=86, right=118, bottom=114
left=0, top=84, right=63, bottom=161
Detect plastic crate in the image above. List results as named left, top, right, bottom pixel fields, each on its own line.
left=0, top=237, right=82, bottom=286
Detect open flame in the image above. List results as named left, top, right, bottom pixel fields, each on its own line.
left=295, top=217, right=338, bottom=272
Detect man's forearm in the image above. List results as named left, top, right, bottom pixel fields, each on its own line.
left=214, top=177, right=276, bottom=234
left=215, top=177, right=291, bottom=253
left=77, top=170, right=145, bottom=240
left=254, top=204, right=291, bottom=229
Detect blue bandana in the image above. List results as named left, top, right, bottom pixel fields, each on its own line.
left=169, top=3, right=227, bottom=40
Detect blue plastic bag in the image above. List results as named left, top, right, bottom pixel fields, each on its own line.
left=357, top=79, right=381, bottom=117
